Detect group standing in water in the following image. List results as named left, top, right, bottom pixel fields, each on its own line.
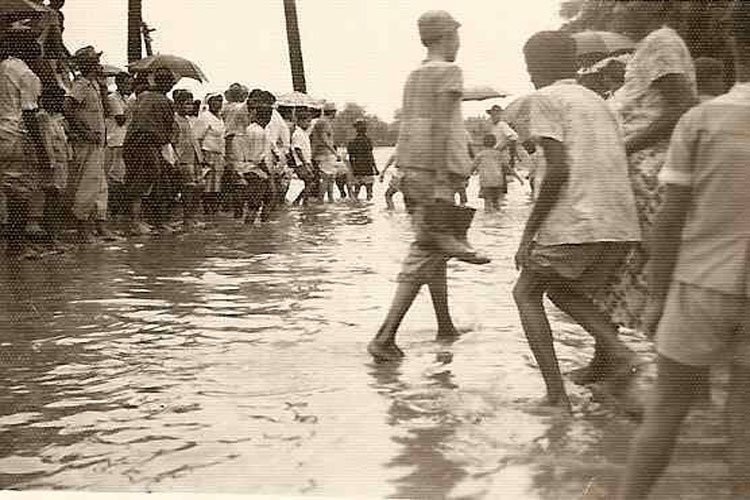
left=369, top=4, right=750, bottom=498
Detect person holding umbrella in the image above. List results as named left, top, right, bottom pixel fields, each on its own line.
left=584, top=1, right=697, bottom=385
left=122, top=68, right=177, bottom=235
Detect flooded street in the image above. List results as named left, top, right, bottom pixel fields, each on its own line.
left=0, top=149, right=732, bottom=499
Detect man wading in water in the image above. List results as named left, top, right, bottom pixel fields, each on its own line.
left=368, top=10, right=489, bottom=362
left=509, top=31, right=642, bottom=410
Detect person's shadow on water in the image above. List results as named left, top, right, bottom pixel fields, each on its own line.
left=367, top=351, right=466, bottom=499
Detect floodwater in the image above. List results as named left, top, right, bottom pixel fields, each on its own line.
left=0, top=148, right=732, bottom=499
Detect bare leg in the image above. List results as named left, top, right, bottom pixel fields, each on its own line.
left=369, top=281, right=422, bottom=362
left=427, top=260, right=461, bottom=340
left=547, top=285, right=637, bottom=389
left=619, top=355, right=706, bottom=500
left=385, top=187, right=397, bottom=210
left=513, top=270, right=571, bottom=409
left=727, top=362, right=750, bottom=498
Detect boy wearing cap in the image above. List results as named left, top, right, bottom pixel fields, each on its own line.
left=620, top=4, right=750, bottom=498
left=368, top=10, right=488, bottom=362
left=65, top=46, right=111, bottom=242
left=508, top=31, right=641, bottom=410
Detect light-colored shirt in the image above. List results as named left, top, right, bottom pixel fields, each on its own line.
left=244, top=122, right=268, bottom=164
left=222, top=101, right=250, bottom=137
left=310, top=115, right=334, bottom=160
left=237, top=122, right=269, bottom=177
left=472, top=148, right=505, bottom=188
left=174, top=113, right=203, bottom=165
left=659, top=82, right=750, bottom=296
left=0, top=57, right=41, bottom=140
left=105, top=91, right=131, bottom=147
left=68, top=75, right=106, bottom=144
left=491, top=120, right=518, bottom=151
left=266, top=109, right=290, bottom=172
left=396, top=60, right=471, bottom=176
left=610, top=27, right=696, bottom=140
left=39, top=111, right=70, bottom=190
left=291, top=126, right=311, bottom=164
left=508, top=79, right=641, bottom=245
left=192, top=111, right=226, bottom=154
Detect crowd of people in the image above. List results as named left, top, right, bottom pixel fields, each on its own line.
left=368, top=3, right=750, bottom=498
left=4, top=1, right=750, bottom=497
left=0, top=33, right=386, bottom=258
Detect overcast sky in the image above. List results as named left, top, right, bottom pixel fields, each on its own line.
left=61, top=0, right=562, bottom=119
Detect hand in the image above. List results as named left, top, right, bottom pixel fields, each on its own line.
left=642, top=296, right=666, bottom=338
left=515, top=238, right=532, bottom=271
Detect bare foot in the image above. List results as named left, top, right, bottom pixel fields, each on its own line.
left=521, top=394, right=573, bottom=415
left=568, top=357, right=608, bottom=386
left=599, top=355, right=642, bottom=396
left=367, top=340, right=404, bottom=362
left=435, top=325, right=471, bottom=343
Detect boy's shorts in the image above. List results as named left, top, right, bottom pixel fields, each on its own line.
left=479, top=186, right=503, bottom=201
left=526, top=242, right=632, bottom=294
left=395, top=168, right=465, bottom=284
left=657, top=282, right=750, bottom=368
left=388, top=169, right=404, bottom=191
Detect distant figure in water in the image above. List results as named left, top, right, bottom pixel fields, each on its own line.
left=347, top=119, right=379, bottom=201
left=368, top=10, right=489, bottom=363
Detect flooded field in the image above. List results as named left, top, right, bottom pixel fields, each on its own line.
left=0, top=149, right=732, bottom=499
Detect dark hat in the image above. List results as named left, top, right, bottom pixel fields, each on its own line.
left=485, top=104, right=503, bottom=115
left=224, top=82, right=249, bottom=102
left=73, top=45, right=102, bottom=62
left=418, top=10, right=460, bottom=46
left=353, top=118, right=367, bottom=129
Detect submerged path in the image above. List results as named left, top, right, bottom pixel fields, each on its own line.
left=0, top=149, right=732, bottom=499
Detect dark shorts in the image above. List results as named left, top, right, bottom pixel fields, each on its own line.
left=526, top=242, right=633, bottom=293
left=241, top=172, right=273, bottom=209
left=479, top=186, right=504, bottom=201
left=123, top=144, right=161, bottom=200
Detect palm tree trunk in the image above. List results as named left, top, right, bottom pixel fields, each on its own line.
left=283, top=0, right=307, bottom=93
left=128, top=0, right=142, bottom=63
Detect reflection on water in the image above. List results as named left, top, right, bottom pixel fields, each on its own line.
left=0, top=149, right=732, bottom=498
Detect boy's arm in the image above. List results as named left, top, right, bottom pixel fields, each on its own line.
left=432, top=91, right=459, bottom=172
left=516, top=137, right=568, bottom=269
left=24, top=110, right=50, bottom=170
left=647, top=184, right=691, bottom=301
left=641, top=184, right=690, bottom=335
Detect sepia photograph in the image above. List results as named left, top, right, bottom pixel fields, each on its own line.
left=0, top=1, right=748, bottom=499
